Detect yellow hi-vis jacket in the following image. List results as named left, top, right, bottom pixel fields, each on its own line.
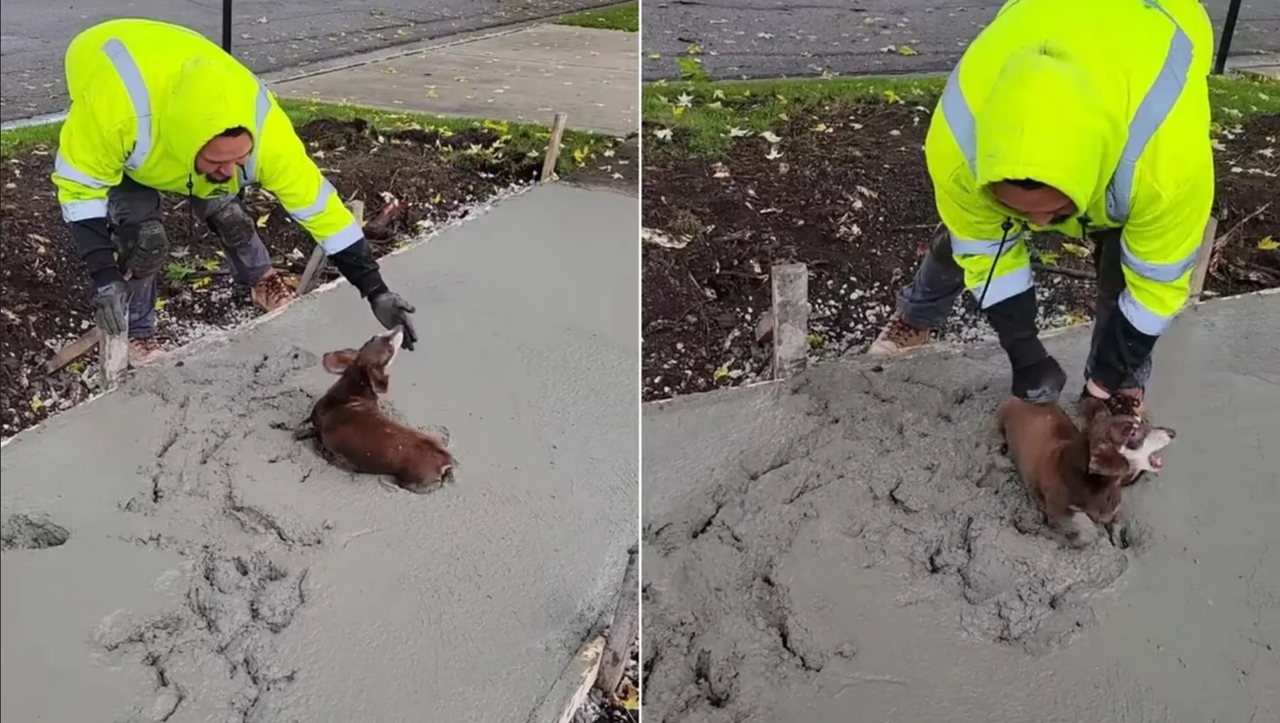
left=52, top=18, right=362, bottom=255
left=924, top=0, right=1215, bottom=337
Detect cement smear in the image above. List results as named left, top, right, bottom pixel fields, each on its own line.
left=642, top=293, right=1280, bottom=723
left=2, top=184, right=639, bottom=723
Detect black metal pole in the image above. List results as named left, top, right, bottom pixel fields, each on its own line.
left=221, top=0, right=234, bottom=54
left=1213, top=0, right=1243, bottom=75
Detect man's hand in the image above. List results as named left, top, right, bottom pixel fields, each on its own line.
left=92, top=279, right=130, bottom=336
left=1012, top=355, right=1067, bottom=404
left=370, top=291, right=418, bottom=351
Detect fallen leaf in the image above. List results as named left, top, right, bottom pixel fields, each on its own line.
left=897, top=45, right=919, bottom=56
left=727, top=126, right=750, bottom=138
left=648, top=53, right=662, bottom=59
left=653, top=128, right=673, bottom=141
left=382, top=66, right=398, bottom=74
left=1039, top=251, right=1059, bottom=265
left=765, top=146, right=783, bottom=160
left=676, top=92, right=694, bottom=108
left=1259, top=236, right=1278, bottom=251
left=760, top=130, right=781, bottom=143
left=713, top=364, right=730, bottom=382
left=1060, top=242, right=1091, bottom=258
left=256, top=213, right=270, bottom=228
left=883, top=90, right=904, bottom=104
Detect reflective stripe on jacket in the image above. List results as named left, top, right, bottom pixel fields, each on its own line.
left=924, top=0, right=1215, bottom=335
left=52, top=18, right=361, bottom=255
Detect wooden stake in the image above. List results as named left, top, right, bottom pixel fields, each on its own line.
left=771, top=263, right=810, bottom=380
left=45, top=327, right=103, bottom=375
left=541, top=112, right=569, bottom=183
left=594, top=545, right=639, bottom=695
left=298, top=200, right=364, bottom=296
left=100, top=318, right=129, bottom=389
left=1188, top=215, right=1220, bottom=300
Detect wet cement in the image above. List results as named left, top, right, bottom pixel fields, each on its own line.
left=642, top=292, right=1280, bottom=723
left=1, top=184, right=639, bottom=723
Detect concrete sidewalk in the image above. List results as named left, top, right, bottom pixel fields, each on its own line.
left=274, top=24, right=638, bottom=136
left=1229, top=51, right=1280, bottom=79
left=1, top=184, right=638, bottom=723
left=642, top=292, right=1280, bottom=722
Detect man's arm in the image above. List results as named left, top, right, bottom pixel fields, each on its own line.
left=253, top=96, right=418, bottom=348
left=252, top=102, right=388, bottom=299
left=51, top=103, right=128, bottom=288
left=934, top=168, right=1064, bottom=401
left=1088, top=169, right=1214, bottom=394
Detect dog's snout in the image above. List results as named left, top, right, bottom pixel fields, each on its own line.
left=1163, top=427, right=1176, bottom=439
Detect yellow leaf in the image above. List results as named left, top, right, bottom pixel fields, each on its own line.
left=1060, top=242, right=1091, bottom=258
left=883, top=90, right=903, bottom=104
left=1258, top=235, right=1278, bottom=251
left=686, top=43, right=703, bottom=56
left=382, top=66, right=398, bottom=74
left=256, top=213, right=270, bottom=228
left=432, top=193, right=443, bottom=204
left=426, top=88, right=438, bottom=99
left=192, top=277, right=211, bottom=291
left=897, top=45, right=919, bottom=56
left=617, top=681, right=640, bottom=710
left=672, top=106, right=686, bottom=117
left=648, top=53, right=662, bottom=60
left=29, top=396, right=44, bottom=412
left=1038, top=251, right=1059, bottom=265
left=713, top=364, right=730, bottom=382
left=156, top=298, right=168, bottom=310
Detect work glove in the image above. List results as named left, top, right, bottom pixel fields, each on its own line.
left=1012, top=354, right=1067, bottom=404
left=92, top=279, right=130, bottom=336
left=370, top=291, right=418, bottom=351
left=983, top=287, right=1065, bottom=404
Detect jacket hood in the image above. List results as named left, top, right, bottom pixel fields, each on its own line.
left=973, top=47, right=1123, bottom=221
left=161, top=57, right=258, bottom=176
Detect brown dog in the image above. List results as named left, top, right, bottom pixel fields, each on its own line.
left=295, top=326, right=454, bottom=493
left=1078, top=394, right=1175, bottom=486
left=998, top=395, right=1174, bottom=545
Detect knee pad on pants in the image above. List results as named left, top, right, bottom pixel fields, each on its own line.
left=118, top=219, right=169, bottom=278
left=206, top=199, right=257, bottom=249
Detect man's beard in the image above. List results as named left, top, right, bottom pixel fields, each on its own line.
left=204, top=172, right=233, bottom=183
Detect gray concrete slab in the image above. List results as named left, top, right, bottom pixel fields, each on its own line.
left=642, top=292, right=1280, bottom=723
left=1229, top=51, right=1280, bottom=79
left=1, top=184, right=639, bottom=723
left=0, top=0, right=621, bottom=122
left=641, top=0, right=1280, bottom=81
left=274, top=25, right=639, bottom=137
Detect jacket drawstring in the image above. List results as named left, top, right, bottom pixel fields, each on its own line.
left=977, top=217, right=1017, bottom=309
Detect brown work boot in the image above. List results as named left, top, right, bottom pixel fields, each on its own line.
left=128, top=337, right=167, bottom=368
left=251, top=269, right=295, bottom=312
left=867, top=311, right=931, bottom=356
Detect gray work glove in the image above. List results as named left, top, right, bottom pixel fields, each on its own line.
left=369, top=291, right=418, bottom=351
left=92, top=279, right=130, bottom=336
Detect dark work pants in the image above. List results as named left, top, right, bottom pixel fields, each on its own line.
left=895, top=227, right=1152, bottom=390
left=106, top=175, right=273, bottom=339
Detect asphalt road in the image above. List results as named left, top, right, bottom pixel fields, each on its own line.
left=0, top=0, right=616, bottom=121
left=641, top=0, right=1280, bottom=81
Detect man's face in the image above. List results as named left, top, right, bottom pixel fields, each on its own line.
left=992, top=182, right=1076, bottom=226
left=195, top=134, right=253, bottom=184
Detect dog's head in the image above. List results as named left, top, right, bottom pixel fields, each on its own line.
left=321, top=326, right=405, bottom=396
left=1080, top=396, right=1177, bottom=481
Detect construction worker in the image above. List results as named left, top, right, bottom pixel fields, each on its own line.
left=868, top=0, right=1214, bottom=411
left=52, top=18, right=418, bottom=367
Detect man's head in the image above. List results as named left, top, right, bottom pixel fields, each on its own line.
left=991, top=178, right=1076, bottom=227
left=196, top=126, right=253, bottom=184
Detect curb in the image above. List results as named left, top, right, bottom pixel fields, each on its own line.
left=526, top=635, right=606, bottom=723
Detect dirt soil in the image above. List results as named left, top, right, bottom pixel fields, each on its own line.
left=641, top=106, right=1279, bottom=401
left=0, top=119, right=632, bottom=439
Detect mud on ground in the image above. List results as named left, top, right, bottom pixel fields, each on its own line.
left=0, top=119, right=631, bottom=439
left=641, top=105, right=1280, bottom=401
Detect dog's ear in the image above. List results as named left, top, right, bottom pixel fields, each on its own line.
left=1088, top=446, right=1131, bottom=478
left=322, top=350, right=359, bottom=374
left=367, top=364, right=390, bottom=394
